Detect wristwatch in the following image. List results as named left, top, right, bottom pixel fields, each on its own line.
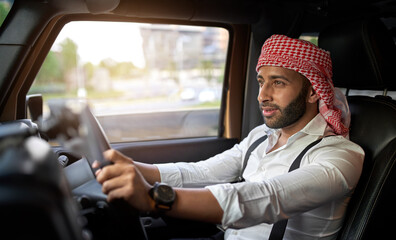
left=148, top=182, right=176, bottom=211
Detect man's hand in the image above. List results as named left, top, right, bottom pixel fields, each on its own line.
left=92, top=149, right=223, bottom=224
left=93, top=149, right=155, bottom=212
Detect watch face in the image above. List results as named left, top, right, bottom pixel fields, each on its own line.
left=156, top=184, right=175, bottom=203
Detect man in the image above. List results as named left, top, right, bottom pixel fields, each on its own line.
left=93, top=34, right=364, bottom=239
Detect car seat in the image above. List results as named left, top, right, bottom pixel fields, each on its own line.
left=318, top=17, right=396, bottom=239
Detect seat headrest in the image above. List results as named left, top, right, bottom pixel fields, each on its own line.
left=318, top=17, right=396, bottom=91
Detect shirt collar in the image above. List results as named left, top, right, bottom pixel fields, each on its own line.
left=300, top=113, right=328, bottom=136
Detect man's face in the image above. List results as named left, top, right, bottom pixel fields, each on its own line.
left=257, top=66, right=310, bottom=129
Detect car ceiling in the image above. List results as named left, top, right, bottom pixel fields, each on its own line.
left=17, top=0, right=396, bottom=23
left=14, top=0, right=395, bottom=43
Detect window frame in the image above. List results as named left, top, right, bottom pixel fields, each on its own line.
left=20, top=14, right=250, bottom=143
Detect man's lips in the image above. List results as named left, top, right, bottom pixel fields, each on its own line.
left=262, top=107, right=279, bottom=117
left=260, top=103, right=280, bottom=117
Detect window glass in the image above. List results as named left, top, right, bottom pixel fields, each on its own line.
left=299, top=33, right=318, bottom=46
left=300, top=33, right=396, bottom=100
left=0, top=0, right=13, bottom=28
left=29, top=21, right=229, bottom=142
left=340, top=88, right=396, bottom=99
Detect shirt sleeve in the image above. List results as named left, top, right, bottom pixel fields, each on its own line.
left=155, top=143, right=243, bottom=188
left=155, top=125, right=270, bottom=188
left=206, top=138, right=364, bottom=229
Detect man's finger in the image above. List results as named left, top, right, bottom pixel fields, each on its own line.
left=92, top=160, right=100, bottom=168
left=102, top=176, right=125, bottom=195
left=96, top=164, right=121, bottom=183
left=107, top=187, right=129, bottom=203
left=103, top=149, right=133, bottom=164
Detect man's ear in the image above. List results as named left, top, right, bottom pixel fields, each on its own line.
left=307, top=86, right=320, bottom=103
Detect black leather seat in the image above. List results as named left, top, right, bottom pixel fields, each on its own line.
left=319, top=17, right=396, bottom=239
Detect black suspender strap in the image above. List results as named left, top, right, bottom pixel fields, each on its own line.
left=288, top=137, right=325, bottom=172
left=268, top=137, right=326, bottom=240
left=237, top=135, right=268, bottom=182
left=238, top=135, right=330, bottom=239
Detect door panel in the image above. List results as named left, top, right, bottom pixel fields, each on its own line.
left=112, top=137, right=238, bottom=164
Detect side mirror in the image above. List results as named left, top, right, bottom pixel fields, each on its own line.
left=26, top=94, right=43, bottom=123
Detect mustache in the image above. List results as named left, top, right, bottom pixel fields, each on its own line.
left=259, top=102, right=280, bottom=110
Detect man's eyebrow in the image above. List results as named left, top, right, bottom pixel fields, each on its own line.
left=269, top=74, right=291, bottom=82
left=256, top=74, right=291, bottom=82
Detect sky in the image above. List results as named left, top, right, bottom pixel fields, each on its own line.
left=53, top=21, right=146, bottom=68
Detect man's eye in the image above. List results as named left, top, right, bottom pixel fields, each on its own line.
left=274, top=80, right=284, bottom=86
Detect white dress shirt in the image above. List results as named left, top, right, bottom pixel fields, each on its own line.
left=156, top=114, right=364, bottom=239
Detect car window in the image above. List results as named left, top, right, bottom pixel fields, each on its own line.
left=300, top=33, right=396, bottom=99
left=299, top=33, right=318, bottom=46
left=29, top=21, right=229, bottom=143
left=0, top=0, right=13, bottom=28
left=341, top=89, right=396, bottom=99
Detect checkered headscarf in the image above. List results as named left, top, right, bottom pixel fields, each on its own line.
left=256, top=34, right=350, bottom=136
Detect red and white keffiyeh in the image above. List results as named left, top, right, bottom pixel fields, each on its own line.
left=256, top=34, right=350, bottom=136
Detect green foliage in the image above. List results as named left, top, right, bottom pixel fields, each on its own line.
left=98, top=59, right=137, bottom=79
left=0, top=1, right=12, bottom=27
left=40, top=88, right=123, bottom=100
left=200, top=60, right=214, bottom=83
left=84, top=62, right=95, bottom=80
left=32, top=38, right=79, bottom=92
left=195, top=100, right=220, bottom=108
left=167, top=60, right=179, bottom=84
left=217, top=63, right=225, bottom=83
left=35, top=51, right=62, bottom=84
left=308, top=37, right=318, bottom=46
left=34, top=34, right=140, bottom=95
left=60, top=38, right=79, bottom=71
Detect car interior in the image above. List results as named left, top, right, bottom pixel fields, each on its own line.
left=318, top=16, right=396, bottom=239
left=0, top=0, right=396, bottom=239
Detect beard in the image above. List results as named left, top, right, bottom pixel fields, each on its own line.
left=260, top=86, right=309, bottom=129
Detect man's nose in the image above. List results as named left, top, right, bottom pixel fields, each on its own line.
left=257, top=83, right=272, bottom=102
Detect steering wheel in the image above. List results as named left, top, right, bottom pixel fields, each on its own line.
left=43, top=100, right=148, bottom=240
left=78, top=102, right=111, bottom=168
